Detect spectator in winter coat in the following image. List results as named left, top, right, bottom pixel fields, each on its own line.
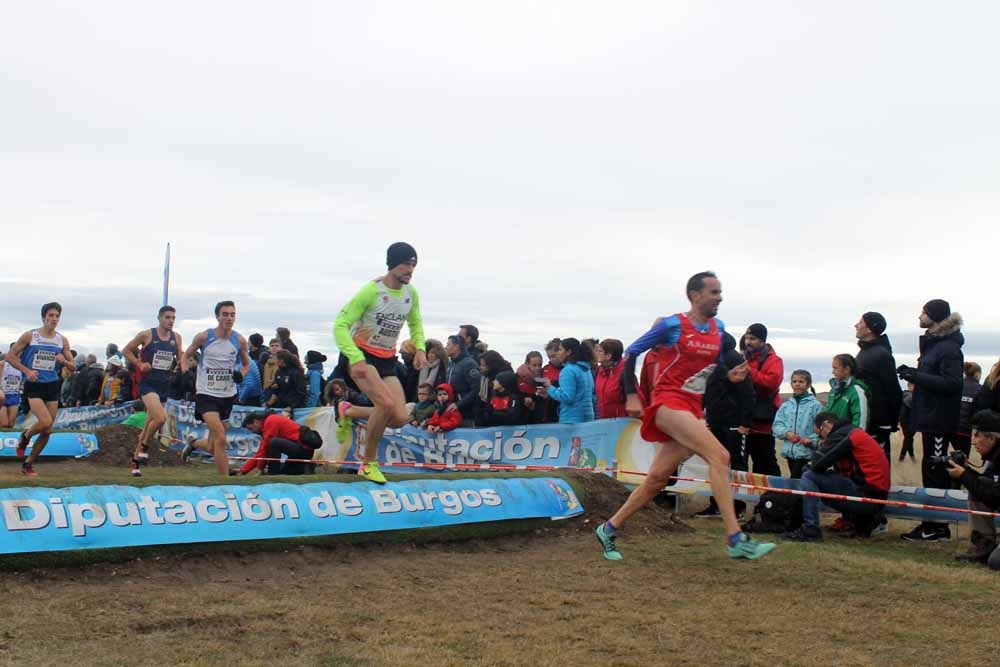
left=855, top=312, right=903, bottom=464
left=697, top=331, right=754, bottom=518
left=742, top=323, right=783, bottom=476
left=947, top=410, right=1000, bottom=569
left=304, top=350, right=327, bottom=408
left=427, top=383, right=462, bottom=433
left=898, top=382, right=916, bottom=462
left=782, top=413, right=890, bottom=541
left=275, top=327, right=299, bottom=358
left=267, top=349, right=307, bottom=410
left=96, top=356, right=126, bottom=405
left=478, top=350, right=512, bottom=409
left=897, top=300, right=964, bottom=541
left=595, top=339, right=630, bottom=419
left=444, top=335, right=481, bottom=427
left=826, top=354, right=870, bottom=429
left=261, top=338, right=281, bottom=402
left=954, top=362, right=982, bottom=458
left=538, top=338, right=595, bottom=424
left=540, top=338, right=563, bottom=423
left=399, top=339, right=420, bottom=403
left=409, top=383, right=437, bottom=426
left=975, top=358, right=1000, bottom=413
left=773, top=370, right=824, bottom=479
left=516, top=351, right=544, bottom=423
left=482, top=371, right=527, bottom=426
left=248, top=333, right=265, bottom=363
left=236, top=353, right=263, bottom=406
left=459, top=325, right=481, bottom=364
left=72, top=355, right=103, bottom=406
left=417, top=339, right=447, bottom=394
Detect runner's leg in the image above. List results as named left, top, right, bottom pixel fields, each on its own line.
left=24, top=400, right=58, bottom=465
left=201, top=411, right=229, bottom=475
left=136, top=392, right=166, bottom=455
left=608, top=438, right=690, bottom=529
left=352, top=370, right=408, bottom=462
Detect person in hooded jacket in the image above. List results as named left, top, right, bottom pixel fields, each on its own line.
left=947, top=409, right=1000, bottom=569
left=954, top=362, right=982, bottom=458
left=304, top=350, right=327, bottom=408
left=267, top=349, right=307, bottom=411
left=855, top=311, right=903, bottom=464
left=826, top=354, right=870, bottom=429
left=773, top=370, right=824, bottom=479
left=898, top=299, right=965, bottom=542
left=742, top=323, right=783, bottom=476
left=482, top=371, right=527, bottom=426
left=538, top=338, right=595, bottom=424
left=595, top=338, right=633, bottom=419
left=426, top=383, right=462, bottom=433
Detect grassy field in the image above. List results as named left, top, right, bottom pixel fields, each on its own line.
left=1, top=433, right=996, bottom=666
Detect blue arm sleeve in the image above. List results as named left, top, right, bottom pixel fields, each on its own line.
left=626, top=315, right=682, bottom=358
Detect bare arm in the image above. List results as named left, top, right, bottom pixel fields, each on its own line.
left=238, top=335, right=251, bottom=376
left=123, top=330, right=151, bottom=372
left=185, top=331, right=207, bottom=365
left=175, top=332, right=188, bottom=373
left=58, top=335, right=76, bottom=373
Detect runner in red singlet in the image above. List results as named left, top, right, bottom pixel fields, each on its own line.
left=595, top=272, right=776, bottom=561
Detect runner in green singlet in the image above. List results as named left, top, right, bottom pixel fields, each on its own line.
left=333, top=242, right=426, bottom=484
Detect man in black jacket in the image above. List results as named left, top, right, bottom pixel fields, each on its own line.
left=947, top=410, right=1000, bottom=568
left=72, top=355, right=103, bottom=407
left=855, top=312, right=903, bottom=465
left=445, top=335, right=481, bottom=427
left=898, top=299, right=964, bottom=542
left=696, top=331, right=754, bottom=518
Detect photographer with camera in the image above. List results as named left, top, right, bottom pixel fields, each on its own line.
left=946, top=410, right=1000, bottom=568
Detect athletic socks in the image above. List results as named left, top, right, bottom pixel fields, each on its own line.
left=603, top=520, right=618, bottom=536
left=726, top=531, right=744, bottom=547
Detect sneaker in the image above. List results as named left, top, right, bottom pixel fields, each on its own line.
left=693, top=505, right=721, bottom=518
left=15, top=432, right=29, bottom=458
left=359, top=461, right=387, bottom=484
left=595, top=522, right=623, bottom=561
left=727, top=533, right=776, bottom=560
left=20, top=463, right=37, bottom=478
left=901, top=524, right=951, bottom=542
left=870, top=519, right=889, bottom=536
left=336, top=402, right=354, bottom=445
left=829, top=517, right=854, bottom=533
left=955, top=531, right=996, bottom=564
left=135, top=444, right=149, bottom=461
left=782, top=525, right=822, bottom=542
left=130, top=459, right=143, bottom=477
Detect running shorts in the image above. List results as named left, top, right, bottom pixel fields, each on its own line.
left=139, top=379, right=170, bottom=403
left=640, top=390, right=704, bottom=443
left=23, top=381, right=61, bottom=404
left=195, top=393, right=235, bottom=422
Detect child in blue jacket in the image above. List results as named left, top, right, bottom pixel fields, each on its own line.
left=772, top=370, right=824, bottom=478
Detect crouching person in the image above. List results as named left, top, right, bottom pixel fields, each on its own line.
left=238, top=412, right=322, bottom=475
left=948, top=410, right=1000, bottom=568
left=783, top=412, right=890, bottom=541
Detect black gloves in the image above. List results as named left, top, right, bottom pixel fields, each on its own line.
left=896, top=365, right=915, bottom=381
left=232, top=370, right=244, bottom=384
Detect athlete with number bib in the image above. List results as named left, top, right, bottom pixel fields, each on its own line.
left=6, top=302, right=76, bottom=476
left=0, top=343, right=25, bottom=428
left=122, top=305, right=187, bottom=476
left=595, top=272, right=776, bottom=561
left=334, top=242, right=426, bottom=484
left=180, top=300, right=250, bottom=476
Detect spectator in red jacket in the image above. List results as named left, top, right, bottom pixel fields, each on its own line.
left=516, top=351, right=544, bottom=423
left=427, top=383, right=462, bottom=433
left=540, top=338, right=563, bottom=423
left=595, top=338, right=630, bottom=418
left=742, top=323, right=783, bottom=476
left=238, top=412, right=320, bottom=475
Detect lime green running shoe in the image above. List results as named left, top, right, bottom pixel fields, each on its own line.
left=360, top=461, right=387, bottom=484
left=595, top=522, right=623, bottom=561
left=727, top=533, right=776, bottom=560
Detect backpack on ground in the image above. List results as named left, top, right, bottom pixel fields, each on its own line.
left=741, top=491, right=803, bottom=533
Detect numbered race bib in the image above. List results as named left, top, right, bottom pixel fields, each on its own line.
left=206, top=368, right=233, bottom=392
left=2, top=375, right=23, bottom=394
left=681, top=364, right=716, bottom=395
left=32, top=350, right=57, bottom=372
left=151, top=350, right=175, bottom=371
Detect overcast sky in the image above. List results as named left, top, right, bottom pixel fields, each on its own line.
left=2, top=2, right=997, bottom=386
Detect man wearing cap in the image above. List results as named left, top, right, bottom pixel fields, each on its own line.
left=333, top=242, right=426, bottom=484
left=947, top=410, right=1000, bottom=568
left=855, top=312, right=903, bottom=466
left=898, top=299, right=964, bottom=541
left=743, top=323, right=783, bottom=476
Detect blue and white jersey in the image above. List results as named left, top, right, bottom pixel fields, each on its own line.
left=196, top=328, right=240, bottom=398
left=20, top=330, right=64, bottom=384
left=1, top=360, right=24, bottom=396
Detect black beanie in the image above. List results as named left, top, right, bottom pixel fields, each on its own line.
left=305, top=350, right=327, bottom=365
left=923, top=299, right=951, bottom=323
left=387, top=242, right=418, bottom=269
left=862, top=312, right=887, bottom=336
left=971, top=410, right=1000, bottom=434
left=745, top=323, right=768, bottom=342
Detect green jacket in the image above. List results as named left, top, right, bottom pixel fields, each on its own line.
left=826, top=377, right=870, bottom=430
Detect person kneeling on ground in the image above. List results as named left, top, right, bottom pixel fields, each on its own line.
left=238, top=412, right=322, bottom=475
left=783, top=412, right=890, bottom=541
left=426, top=383, right=461, bottom=434
left=947, top=409, right=1000, bottom=568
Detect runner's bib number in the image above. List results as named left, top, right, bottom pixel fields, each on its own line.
left=32, top=351, right=57, bottom=372
left=151, top=350, right=175, bottom=371
left=205, top=368, right=233, bottom=392
left=681, top=364, right=716, bottom=395
left=2, top=375, right=22, bottom=394
left=367, top=315, right=406, bottom=351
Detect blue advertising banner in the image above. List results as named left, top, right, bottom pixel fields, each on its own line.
left=14, top=403, right=136, bottom=432
left=0, top=477, right=583, bottom=554
left=0, top=431, right=98, bottom=458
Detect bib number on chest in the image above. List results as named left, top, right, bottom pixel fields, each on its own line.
left=151, top=350, right=175, bottom=371
left=206, top=368, right=233, bottom=392
left=32, top=351, right=57, bottom=372
left=2, top=375, right=22, bottom=394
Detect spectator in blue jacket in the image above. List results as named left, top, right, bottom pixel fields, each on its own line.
left=236, top=353, right=262, bottom=406
left=539, top=337, right=595, bottom=424
left=304, top=350, right=327, bottom=408
left=772, top=370, right=824, bottom=478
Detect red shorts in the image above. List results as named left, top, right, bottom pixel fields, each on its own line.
left=640, top=391, right=704, bottom=443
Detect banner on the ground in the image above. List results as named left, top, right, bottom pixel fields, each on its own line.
left=0, top=431, right=98, bottom=458
left=15, top=403, right=136, bottom=432
left=0, top=477, right=583, bottom=554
